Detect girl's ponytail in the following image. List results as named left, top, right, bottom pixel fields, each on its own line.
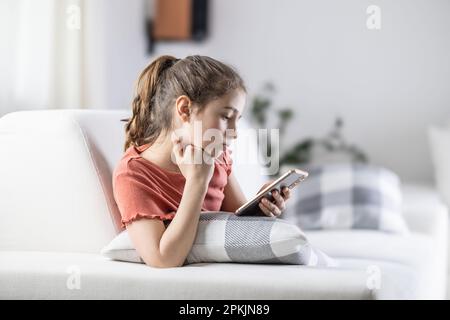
left=123, top=55, right=179, bottom=151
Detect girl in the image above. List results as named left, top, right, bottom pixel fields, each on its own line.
left=113, top=55, right=291, bottom=268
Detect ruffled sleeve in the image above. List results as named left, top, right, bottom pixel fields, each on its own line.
left=113, top=172, right=176, bottom=228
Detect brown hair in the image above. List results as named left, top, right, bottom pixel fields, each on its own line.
left=122, top=55, right=246, bottom=152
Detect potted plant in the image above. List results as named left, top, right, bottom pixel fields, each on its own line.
left=248, top=82, right=368, bottom=177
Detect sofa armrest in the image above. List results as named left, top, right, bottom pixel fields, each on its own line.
left=401, top=184, right=449, bottom=238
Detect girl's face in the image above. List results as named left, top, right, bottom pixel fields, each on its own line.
left=175, top=88, right=246, bottom=159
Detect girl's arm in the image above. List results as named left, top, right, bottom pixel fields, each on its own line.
left=220, top=171, right=247, bottom=212
left=127, top=177, right=209, bottom=268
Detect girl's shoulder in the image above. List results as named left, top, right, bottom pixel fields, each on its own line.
left=113, top=145, right=149, bottom=179
left=113, top=143, right=186, bottom=183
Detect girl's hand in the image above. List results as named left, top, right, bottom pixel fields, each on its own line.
left=172, top=139, right=215, bottom=185
left=257, top=180, right=291, bottom=218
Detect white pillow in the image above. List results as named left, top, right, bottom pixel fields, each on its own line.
left=284, top=163, right=409, bottom=234
left=101, top=212, right=338, bottom=267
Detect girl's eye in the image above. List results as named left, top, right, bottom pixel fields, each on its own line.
left=221, top=115, right=231, bottom=120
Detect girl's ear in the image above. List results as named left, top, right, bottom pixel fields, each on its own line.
left=175, top=95, right=192, bottom=122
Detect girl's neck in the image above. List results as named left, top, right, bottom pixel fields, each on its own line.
left=140, top=135, right=181, bottom=174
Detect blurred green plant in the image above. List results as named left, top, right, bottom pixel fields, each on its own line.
left=249, top=82, right=368, bottom=175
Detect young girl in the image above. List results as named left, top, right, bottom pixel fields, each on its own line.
left=113, top=55, right=291, bottom=268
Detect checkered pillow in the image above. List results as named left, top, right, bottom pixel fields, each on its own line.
left=285, top=163, right=409, bottom=234
left=101, top=212, right=338, bottom=267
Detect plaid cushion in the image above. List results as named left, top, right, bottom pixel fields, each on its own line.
left=101, top=212, right=338, bottom=267
left=284, top=163, right=409, bottom=234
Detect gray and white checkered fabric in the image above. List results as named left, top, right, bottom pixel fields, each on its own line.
left=285, top=163, right=409, bottom=234
left=187, top=212, right=337, bottom=266
left=101, top=212, right=338, bottom=267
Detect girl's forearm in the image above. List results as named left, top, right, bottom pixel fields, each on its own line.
left=158, top=178, right=209, bottom=266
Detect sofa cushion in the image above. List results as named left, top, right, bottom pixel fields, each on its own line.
left=305, top=229, right=448, bottom=299
left=285, top=163, right=409, bottom=234
left=0, top=251, right=424, bottom=299
left=101, top=212, right=338, bottom=267
left=401, top=184, right=449, bottom=238
left=306, top=230, right=434, bottom=265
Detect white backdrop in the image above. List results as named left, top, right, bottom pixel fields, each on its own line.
left=0, top=0, right=147, bottom=115
left=0, top=0, right=83, bottom=114
left=149, top=0, right=450, bottom=183
left=1, top=0, right=449, bottom=183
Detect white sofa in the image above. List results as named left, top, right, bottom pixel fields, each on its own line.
left=0, top=109, right=448, bottom=299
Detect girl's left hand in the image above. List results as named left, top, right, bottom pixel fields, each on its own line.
left=257, top=180, right=291, bottom=218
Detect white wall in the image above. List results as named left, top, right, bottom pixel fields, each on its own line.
left=0, top=0, right=149, bottom=114
left=144, top=0, right=450, bottom=184
left=7, top=0, right=444, bottom=183
left=83, top=0, right=148, bottom=110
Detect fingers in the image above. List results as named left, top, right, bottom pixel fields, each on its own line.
left=259, top=197, right=281, bottom=217
left=258, top=201, right=274, bottom=217
left=173, top=139, right=184, bottom=159
left=174, top=142, right=213, bottom=167
left=185, top=144, right=201, bottom=164
left=173, top=141, right=193, bottom=164
left=281, top=186, right=291, bottom=200
left=258, top=187, right=292, bottom=218
left=271, top=189, right=286, bottom=212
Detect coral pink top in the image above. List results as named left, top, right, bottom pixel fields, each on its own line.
left=113, top=143, right=233, bottom=229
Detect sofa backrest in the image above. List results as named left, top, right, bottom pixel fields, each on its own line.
left=0, top=110, right=126, bottom=253
left=0, top=109, right=268, bottom=253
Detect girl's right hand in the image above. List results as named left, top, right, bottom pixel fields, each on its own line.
left=172, top=139, right=215, bottom=184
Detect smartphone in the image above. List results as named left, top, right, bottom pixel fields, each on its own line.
left=235, top=168, right=309, bottom=216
